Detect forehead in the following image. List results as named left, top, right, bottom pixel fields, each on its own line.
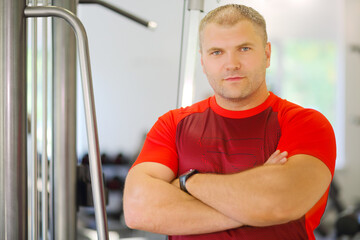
left=201, top=21, right=263, bottom=49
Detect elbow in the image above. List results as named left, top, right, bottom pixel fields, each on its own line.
left=244, top=200, right=304, bottom=226
left=123, top=186, right=148, bottom=230
left=123, top=196, right=140, bottom=229
left=263, top=190, right=307, bottom=224
left=123, top=202, right=140, bottom=230
left=124, top=213, right=136, bottom=229
left=124, top=195, right=156, bottom=231
left=123, top=195, right=163, bottom=233
left=124, top=198, right=153, bottom=231
left=268, top=204, right=305, bottom=225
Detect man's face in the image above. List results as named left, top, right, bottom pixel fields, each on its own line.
left=200, top=21, right=271, bottom=109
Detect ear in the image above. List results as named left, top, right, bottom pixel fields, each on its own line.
left=265, top=42, right=271, bottom=68
left=200, top=50, right=205, bottom=73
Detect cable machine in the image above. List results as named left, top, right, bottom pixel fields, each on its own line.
left=0, top=0, right=156, bottom=239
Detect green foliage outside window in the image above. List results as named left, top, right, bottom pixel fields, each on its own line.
left=268, top=40, right=337, bottom=125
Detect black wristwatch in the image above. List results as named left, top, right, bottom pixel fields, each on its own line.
left=179, top=169, right=198, bottom=194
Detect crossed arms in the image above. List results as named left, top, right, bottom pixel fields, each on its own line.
left=123, top=151, right=332, bottom=235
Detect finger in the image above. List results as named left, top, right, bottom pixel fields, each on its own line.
left=280, top=151, right=288, bottom=157
left=273, top=151, right=288, bottom=160
left=275, top=151, right=288, bottom=162
left=269, top=150, right=281, bottom=159
left=268, top=150, right=283, bottom=162
left=266, top=150, right=280, bottom=163
left=279, top=157, right=287, bottom=164
left=265, top=151, right=288, bottom=165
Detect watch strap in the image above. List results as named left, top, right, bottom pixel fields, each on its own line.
left=179, top=169, right=198, bottom=194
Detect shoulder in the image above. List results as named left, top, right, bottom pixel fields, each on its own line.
left=271, top=95, right=331, bottom=128
left=158, top=97, right=212, bottom=126
left=135, top=98, right=212, bottom=176
left=273, top=95, right=336, bottom=175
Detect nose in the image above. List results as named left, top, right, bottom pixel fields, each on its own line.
left=225, top=52, right=241, bottom=71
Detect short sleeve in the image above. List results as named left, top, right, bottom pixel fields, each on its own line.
left=277, top=108, right=336, bottom=176
left=132, top=111, right=179, bottom=175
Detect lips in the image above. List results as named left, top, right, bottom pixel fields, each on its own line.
left=224, top=76, right=245, bottom=81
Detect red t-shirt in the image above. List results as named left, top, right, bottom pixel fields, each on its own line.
left=133, top=92, right=336, bottom=240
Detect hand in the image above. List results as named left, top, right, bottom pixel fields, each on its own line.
left=264, top=150, right=288, bottom=165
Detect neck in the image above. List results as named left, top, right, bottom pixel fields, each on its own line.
left=215, top=89, right=270, bottom=111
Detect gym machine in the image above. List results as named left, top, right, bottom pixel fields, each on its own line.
left=0, top=0, right=156, bottom=239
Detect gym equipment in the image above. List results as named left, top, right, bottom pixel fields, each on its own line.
left=316, top=179, right=360, bottom=239
left=1, top=0, right=157, bottom=239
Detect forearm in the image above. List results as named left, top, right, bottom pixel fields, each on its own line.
left=123, top=167, right=243, bottom=235
left=186, top=155, right=331, bottom=226
left=186, top=166, right=289, bottom=226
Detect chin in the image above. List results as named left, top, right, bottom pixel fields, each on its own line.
left=223, top=91, right=251, bottom=101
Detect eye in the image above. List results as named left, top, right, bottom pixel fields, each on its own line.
left=211, top=50, right=222, bottom=56
left=241, top=47, right=251, bottom=52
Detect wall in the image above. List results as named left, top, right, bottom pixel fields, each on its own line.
left=77, top=0, right=184, bottom=160
left=335, top=0, right=360, bottom=206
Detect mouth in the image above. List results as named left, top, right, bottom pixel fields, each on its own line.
left=224, top=76, right=245, bottom=81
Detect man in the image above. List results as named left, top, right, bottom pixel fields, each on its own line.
left=123, top=4, right=336, bottom=240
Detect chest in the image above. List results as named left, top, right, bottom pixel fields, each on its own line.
left=175, top=108, right=281, bottom=176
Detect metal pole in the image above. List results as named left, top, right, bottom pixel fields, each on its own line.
left=30, top=1, right=39, bottom=239
left=0, top=0, right=28, bottom=239
left=25, top=6, right=109, bottom=240
left=78, top=0, right=157, bottom=29
left=41, top=0, right=49, bottom=239
left=51, top=0, right=77, bottom=239
left=188, top=0, right=204, bottom=11
left=180, top=0, right=204, bottom=107
left=0, top=2, right=4, bottom=237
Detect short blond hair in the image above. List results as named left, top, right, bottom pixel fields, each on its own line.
left=199, top=4, right=268, bottom=49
